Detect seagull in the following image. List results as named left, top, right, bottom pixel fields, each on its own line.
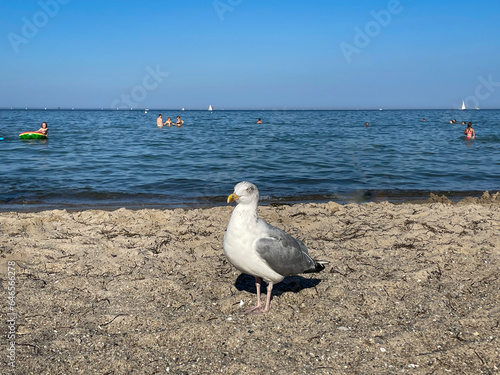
left=223, top=181, right=327, bottom=314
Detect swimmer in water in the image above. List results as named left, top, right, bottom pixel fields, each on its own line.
left=157, top=115, right=164, bottom=127
left=175, top=116, right=184, bottom=127
left=37, top=122, right=49, bottom=136
left=463, top=122, right=475, bottom=139
left=164, top=117, right=173, bottom=127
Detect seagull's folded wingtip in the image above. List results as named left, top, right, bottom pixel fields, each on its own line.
left=304, top=260, right=328, bottom=274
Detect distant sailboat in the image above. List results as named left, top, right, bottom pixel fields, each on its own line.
left=208, top=105, right=213, bottom=111
left=460, top=100, right=466, bottom=110
left=181, top=108, right=185, bottom=111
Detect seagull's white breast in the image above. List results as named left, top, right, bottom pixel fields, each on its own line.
left=223, top=208, right=284, bottom=283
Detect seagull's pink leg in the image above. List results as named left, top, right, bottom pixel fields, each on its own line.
left=243, top=280, right=274, bottom=314
left=261, top=282, right=274, bottom=313
left=243, top=277, right=263, bottom=314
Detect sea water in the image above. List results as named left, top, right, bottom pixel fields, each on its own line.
left=0, top=109, right=499, bottom=211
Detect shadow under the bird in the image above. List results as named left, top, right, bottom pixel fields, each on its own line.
left=234, top=273, right=322, bottom=299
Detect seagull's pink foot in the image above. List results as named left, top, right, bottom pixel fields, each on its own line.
left=241, top=281, right=273, bottom=314
left=243, top=305, right=264, bottom=315
left=243, top=302, right=270, bottom=314
left=248, top=309, right=267, bottom=315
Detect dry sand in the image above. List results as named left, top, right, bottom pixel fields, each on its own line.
left=1, top=193, right=499, bottom=374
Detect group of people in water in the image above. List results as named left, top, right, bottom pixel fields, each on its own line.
left=157, top=114, right=184, bottom=127
left=157, top=116, right=264, bottom=127
left=450, top=119, right=475, bottom=139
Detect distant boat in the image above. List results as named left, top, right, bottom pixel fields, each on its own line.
left=208, top=105, right=213, bottom=111
left=144, top=108, right=149, bottom=113
left=459, top=100, right=466, bottom=110
left=181, top=108, right=185, bottom=111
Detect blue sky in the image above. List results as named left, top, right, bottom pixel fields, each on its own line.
left=1, top=0, right=499, bottom=109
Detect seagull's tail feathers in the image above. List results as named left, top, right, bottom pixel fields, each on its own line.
left=303, top=260, right=328, bottom=274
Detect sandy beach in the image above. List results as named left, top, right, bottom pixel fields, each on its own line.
left=1, top=193, right=499, bottom=374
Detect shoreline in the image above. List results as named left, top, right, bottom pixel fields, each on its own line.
left=1, top=189, right=499, bottom=213
left=1, top=199, right=499, bottom=373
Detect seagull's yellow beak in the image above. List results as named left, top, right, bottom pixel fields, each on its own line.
left=227, top=193, right=240, bottom=203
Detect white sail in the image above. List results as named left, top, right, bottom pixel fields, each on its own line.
left=460, top=100, right=466, bottom=110
left=208, top=105, right=213, bottom=111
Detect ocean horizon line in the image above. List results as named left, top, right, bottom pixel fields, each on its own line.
left=1, top=107, right=499, bottom=111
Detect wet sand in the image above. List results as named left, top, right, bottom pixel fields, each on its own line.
left=1, top=193, right=499, bottom=374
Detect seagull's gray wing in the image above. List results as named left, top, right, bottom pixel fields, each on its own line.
left=254, top=224, right=316, bottom=276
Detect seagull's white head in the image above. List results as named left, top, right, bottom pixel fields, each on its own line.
left=227, top=181, right=259, bottom=205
